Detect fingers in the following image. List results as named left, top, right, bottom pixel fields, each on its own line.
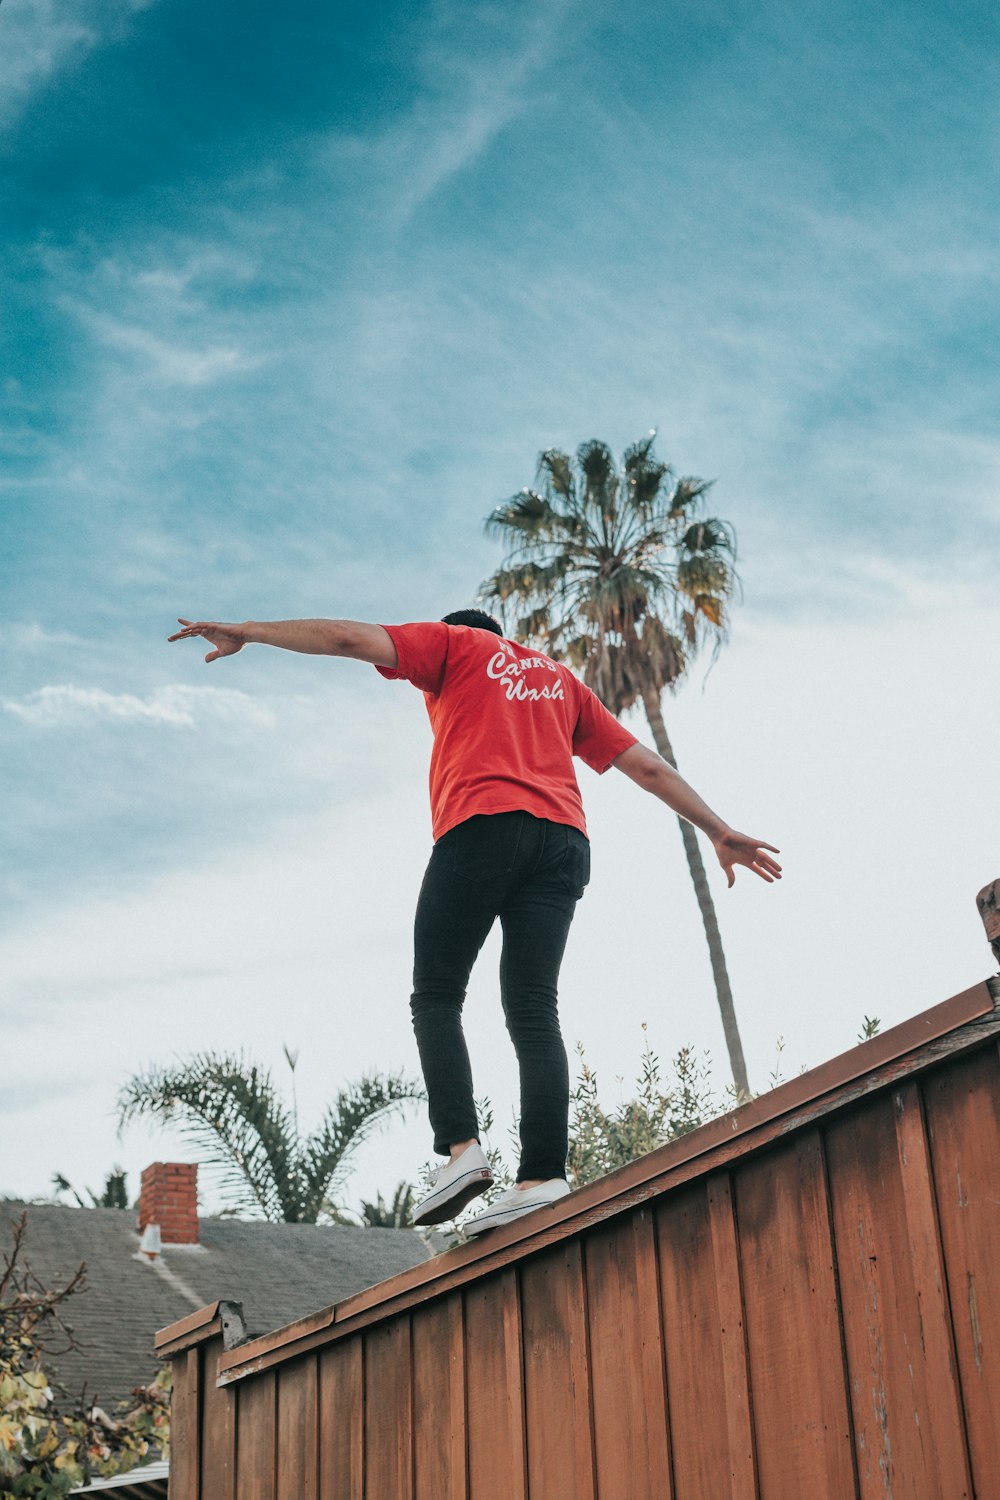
left=169, top=621, right=214, bottom=642
left=718, top=832, right=783, bottom=886
left=168, top=620, right=205, bottom=641
left=205, top=650, right=221, bottom=662
left=741, top=839, right=782, bottom=879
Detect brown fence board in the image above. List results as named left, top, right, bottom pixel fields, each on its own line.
left=893, top=1083, right=973, bottom=1493
left=706, top=1175, right=757, bottom=1500
left=924, top=1045, right=1000, bottom=1495
left=584, top=1206, right=672, bottom=1500
left=520, top=1239, right=596, bottom=1500
left=826, top=1089, right=972, bottom=1499
left=464, top=1269, right=527, bottom=1500
left=317, top=1339, right=363, bottom=1500
left=276, top=1358, right=318, bottom=1500
left=412, top=1294, right=466, bottom=1500
left=657, top=1182, right=749, bottom=1499
left=736, top=1131, right=856, bottom=1500
left=169, top=1347, right=200, bottom=1500
left=235, top=1370, right=276, bottom=1500
left=200, top=1343, right=236, bottom=1500
left=362, top=1318, right=413, bottom=1500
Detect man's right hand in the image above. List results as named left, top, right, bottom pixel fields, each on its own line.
left=168, top=619, right=246, bottom=662
left=712, top=829, right=782, bottom=888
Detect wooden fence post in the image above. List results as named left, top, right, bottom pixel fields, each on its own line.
left=976, top=879, right=1000, bottom=966
left=155, top=1300, right=247, bottom=1500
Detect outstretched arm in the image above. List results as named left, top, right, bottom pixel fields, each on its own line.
left=612, top=742, right=781, bottom=887
left=168, top=618, right=398, bottom=668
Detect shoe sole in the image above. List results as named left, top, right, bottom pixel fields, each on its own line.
left=412, top=1170, right=494, bottom=1227
left=463, top=1192, right=568, bottom=1237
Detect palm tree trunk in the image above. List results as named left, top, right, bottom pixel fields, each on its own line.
left=641, top=689, right=751, bottom=1098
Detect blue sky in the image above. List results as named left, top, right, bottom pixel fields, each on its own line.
left=3, top=0, right=999, bottom=1212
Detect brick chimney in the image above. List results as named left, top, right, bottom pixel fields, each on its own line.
left=138, top=1162, right=199, bottom=1246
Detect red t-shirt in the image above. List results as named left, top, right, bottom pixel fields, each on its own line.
left=376, top=623, right=638, bottom=840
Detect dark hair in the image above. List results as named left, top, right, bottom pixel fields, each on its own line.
left=441, top=608, right=504, bottom=636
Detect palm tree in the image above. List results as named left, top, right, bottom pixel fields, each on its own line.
left=51, top=1167, right=130, bottom=1210
left=480, top=435, right=750, bottom=1097
left=327, top=1180, right=417, bottom=1228
left=117, top=1052, right=424, bottom=1223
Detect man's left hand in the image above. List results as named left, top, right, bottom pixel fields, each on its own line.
left=168, top=618, right=246, bottom=662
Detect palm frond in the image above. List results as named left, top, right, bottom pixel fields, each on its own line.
left=358, top=1180, right=416, bottom=1228
left=300, top=1071, right=423, bottom=1223
left=537, top=449, right=575, bottom=499
left=481, top=556, right=574, bottom=606
left=640, top=616, right=688, bottom=694
left=561, top=634, right=592, bottom=670
left=622, top=433, right=657, bottom=472
left=484, top=491, right=565, bottom=543
left=581, top=563, right=670, bottom=631
left=676, top=553, right=731, bottom=600
left=681, top=518, right=736, bottom=556
left=692, top=593, right=726, bottom=629
left=517, top=606, right=552, bottom=640
left=576, top=440, right=618, bottom=518
left=117, top=1053, right=295, bottom=1221
left=667, top=476, right=713, bottom=517
left=623, top=436, right=669, bottom=511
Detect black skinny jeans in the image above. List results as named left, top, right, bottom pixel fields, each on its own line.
left=411, top=811, right=591, bottom=1182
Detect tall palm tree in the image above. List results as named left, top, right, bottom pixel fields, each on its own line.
left=117, top=1053, right=424, bottom=1223
left=480, top=435, right=750, bottom=1097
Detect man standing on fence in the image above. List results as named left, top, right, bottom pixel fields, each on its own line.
left=170, top=609, right=781, bottom=1234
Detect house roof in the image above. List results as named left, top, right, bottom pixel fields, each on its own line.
left=71, top=1459, right=169, bottom=1497
left=0, top=1201, right=431, bottom=1408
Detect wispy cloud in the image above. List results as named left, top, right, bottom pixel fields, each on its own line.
left=327, top=0, right=577, bottom=226
left=5, top=622, right=89, bottom=651
left=3, top=684, right=276, bottom=729
left=0, top=0, right=94, bottom=117
left=0, top=0, right=163, bottom=123
left=83, top=312, right=262, bottom=387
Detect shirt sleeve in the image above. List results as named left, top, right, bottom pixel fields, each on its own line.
left=572, top=682, right=639, bottom=772
left=374, top=622, right=451, bottom=695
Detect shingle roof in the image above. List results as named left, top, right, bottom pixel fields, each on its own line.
left=1, top=1200, right=431, bottom=1408
left=72, top=1459, right=169, bottom=1497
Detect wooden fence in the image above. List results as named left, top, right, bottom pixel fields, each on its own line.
left=157, top=975, right=1000, bottom=1499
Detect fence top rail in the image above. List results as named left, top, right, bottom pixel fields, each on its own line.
left=154, top=1298, right=247, bottom=1359
left=155, top=978, right=996, bottom=1379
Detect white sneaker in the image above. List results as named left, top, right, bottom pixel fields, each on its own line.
left=462, top=1178, right=570, bottom=1236
left=412, top=1143, right=494, bottom=1226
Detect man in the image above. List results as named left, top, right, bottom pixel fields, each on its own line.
left=169, top=609, right=781, bottom=1235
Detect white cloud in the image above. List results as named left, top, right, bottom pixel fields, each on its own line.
left=3, top=683, right=276, bottom=729
left=5, top=622, right=89, bottom=650
left=85, top=314, right=262, bottom=387
left=326, top=0, right=576, bottom=226
left=0, top=0, right=164, bottom=121
left=0, top=1, right=94, bottom=115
